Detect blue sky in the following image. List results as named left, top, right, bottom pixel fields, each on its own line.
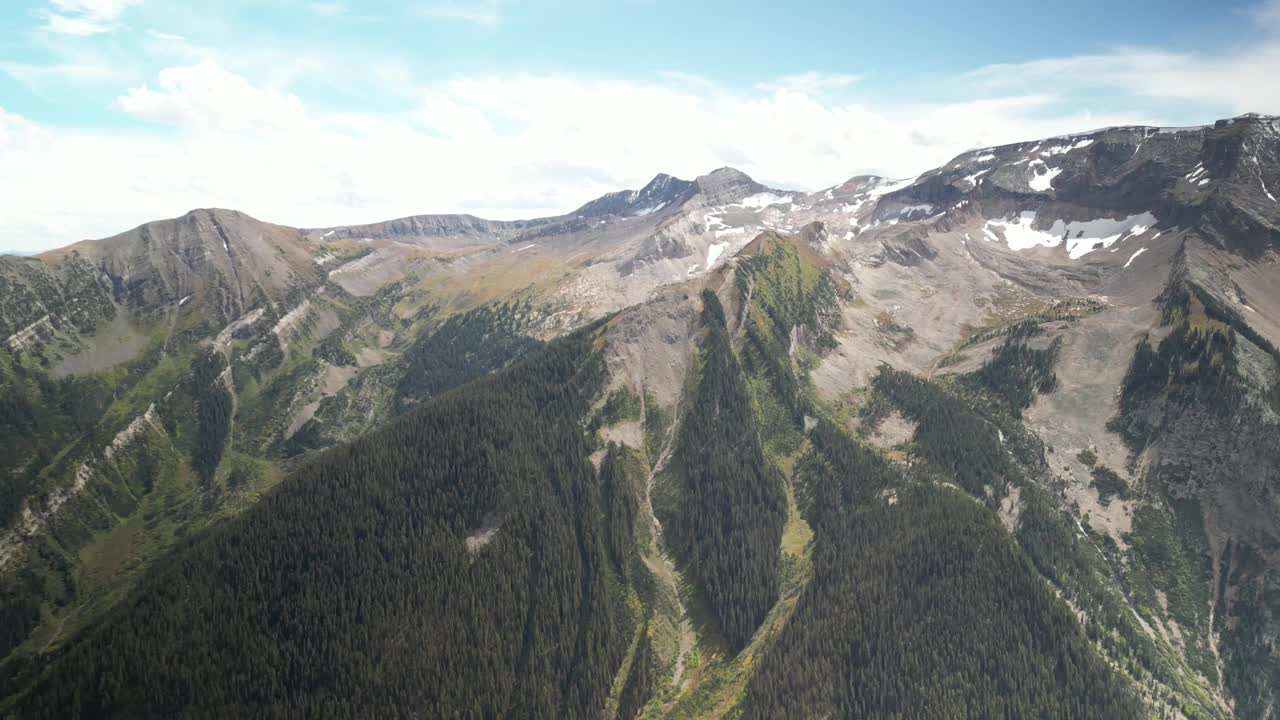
left=2, top=0, right=1279, bottom=251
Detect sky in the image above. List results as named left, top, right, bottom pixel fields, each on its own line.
left=1, top=0, right=1279, bottom=252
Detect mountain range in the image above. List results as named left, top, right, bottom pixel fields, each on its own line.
left=2, top=113, right=1279, bottom=718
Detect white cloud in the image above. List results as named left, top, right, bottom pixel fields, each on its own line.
left=50, top=0, right=139, bottom=13
left=962, top=11, right=1280, bottom=116
left=146, top=30, right=186, bottom=41
left=0, top=61, right=117, bottom=87
left=757, top=72, right=862, bottom=96
left=43, top=0, right=142, bottom=35
left=117, top=61, right=307, bottom=131
left=417, top=0, right=503, bottom=26
left=44, top=14, right=114, bottom=35
left=965, top=48, right=1280, bottom=115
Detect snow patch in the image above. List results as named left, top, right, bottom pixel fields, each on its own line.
left=178, top=295, right=191, bottom=306
left=1028, top=163, right=1062, bottom=192
left=632, top=201, right=668, bottom=217
left=1124, top=248, right=1148, bottom=268
left=1251, top=154, right=1278, bottom=202
left=322, top=230, right=335, bottom=238
left=898, top=203, right=935, bottom=216
left=985, top=212, right=1059, bottom=252
left=707, top=242, right=729, bottom=268
left=962, top=168, right=992, bottom=186
left=1059, top=213, right=1157, bottom=259
left=512, top=243, right=537, bottom=253
left=865, top=176, right=917, bottom=199
left=840, top=199, right=869, bottom=216
left=984, top=211, right=1157, bottom=259
left=1040, top=138, right=1094, bottom=157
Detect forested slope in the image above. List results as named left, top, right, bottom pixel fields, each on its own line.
left=10, top=321, right=637, bottom=718
left=746, top=484, right=1144, bottom=719
left=658, top=291, right=788, bottom=653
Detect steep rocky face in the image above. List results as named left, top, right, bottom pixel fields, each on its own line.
left=694, top=166, right=768, bottom=205
left=305, top=213, right=547, bottom=249
left=84, top=209, right=329, bottom=322
left=880, top=114, right=1280, bottom=258
left=574, top=173, right=696, bottom=218
left=0, top=253, right=115, bottom=345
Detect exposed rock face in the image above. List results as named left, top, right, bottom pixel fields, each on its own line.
left=306, top=213, right=546, bottom=248
left=694, top=167, right=768, bottom=205
left=574, top=173, right=697, bottom=218
left=0, top=252, right=115, bottom=342
left=882, top=114, right=1280, bottom=257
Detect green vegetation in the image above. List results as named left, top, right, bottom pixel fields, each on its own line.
left=1077, top=448, right=1098, bottom=467
left=618, top=621, right=658, bottom=720
left=1124, top=500, right=1217, bottom=682
left=1163, top=281, right=1278, bottom=359
left=793, top=417, right=896, bottom=534
left=642, top=390, right=673, bottom=468
left=1117, top=281, right=1266, bottom=444
left=1017, top=485, right=1225, bottom=718
left=661, top=291, right=788, bottom=653
left=867, top=366, right=1015, bottom=498
left=393, top=300, right=542, bottom=411
left=1219, top=539, right=1280, bottom=720
left=312, top=332, right=355, bottom=366
left=1090, top=466, right=1129, bottom=506
left=187, top=350, right=233, bottom=482
left=733, top=232, right=840, bottom=427
left=601, top=443, right=641, bottom=582
left=0, top=356, right=112, bottom=525
left=596, top=386, right=644, bottom=429
left=959, top=296, right=1106, bottom=350
left=745, top=485, right=1144, bottom=719
left=11, top=320, right=641, bottom=718
left=959, top=320, right=1060, bottom=417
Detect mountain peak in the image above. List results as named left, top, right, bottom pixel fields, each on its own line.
left=695, top=167, right=766, bottom=205
left=573, top=173, right=695, bottom=219
left=698, top=166, right=754, bottom=184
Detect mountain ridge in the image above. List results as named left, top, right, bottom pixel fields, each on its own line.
left=2, top=112, right=1279, bottom=718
